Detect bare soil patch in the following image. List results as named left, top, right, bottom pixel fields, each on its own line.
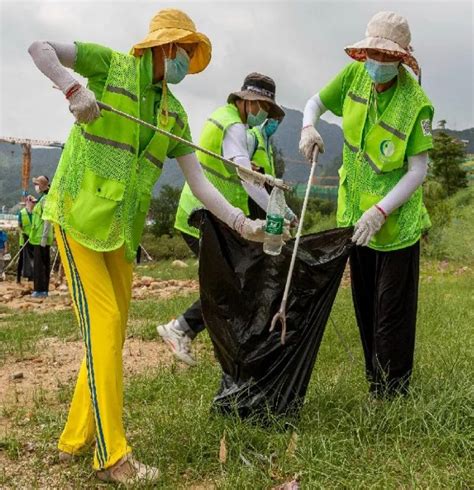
left=0, top=337, right=181, bottom=409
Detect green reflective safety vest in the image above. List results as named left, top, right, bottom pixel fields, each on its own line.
left=18, top=208, right=33, bottom=246
left=338, top=64, right=433, bottom=251
left=43, top=49, right=188, bottom=261
left=174, top=104, right=250, bottom=238
left=249, top=125, right=275, bottom=177
left=30, top=195, right=54, bottom=246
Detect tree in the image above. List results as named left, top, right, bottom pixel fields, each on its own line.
left=149, top=185, right=181, bottom=237
left=437, top=119, right=447, bottom=130
left=429, top=122, right=468, bottom=196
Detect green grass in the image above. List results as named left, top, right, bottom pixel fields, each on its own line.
left=0, top=309, right=78, bottom=362
left=0, top=261, right=473, bottom=488
left=136, top=258, right=199, bottom=281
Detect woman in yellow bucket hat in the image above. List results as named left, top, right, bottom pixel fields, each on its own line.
left=29, top=8, right=267, bottom=484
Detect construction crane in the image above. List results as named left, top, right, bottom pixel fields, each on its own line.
left=0, top=136, right=63, bottom=201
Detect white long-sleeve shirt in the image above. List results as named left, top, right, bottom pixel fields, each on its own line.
left=222, top=123, right=271, bottom=212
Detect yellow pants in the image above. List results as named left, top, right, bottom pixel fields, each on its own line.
left=55, top=226, right=133, bottom=470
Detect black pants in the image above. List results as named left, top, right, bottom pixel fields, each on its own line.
left=180, top=232, right=206, bottom=338
left=180, top=199, right=264, bottom=338
left=17, top=236, right=34, bottom=282
left=33, top=245, right=51, bottom=293
left=350, top=241, right=420, bottom=396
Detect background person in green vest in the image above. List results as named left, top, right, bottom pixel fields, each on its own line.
left=299, top=11, right=434, bottom=398
left=159, top=75, right=295, bottom=366
left=29, top=9, right=270, bottom=484
left=30, top=175, right=54, bottom=298
left=16, top=195, right=35, bottom=284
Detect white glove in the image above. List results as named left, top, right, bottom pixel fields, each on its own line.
left=3, top=253, right=11, bottom=261
left=352, top=205, right=386, bottom=246
left=234, top=213, right=290, bottom=243
left=67, top=84, right=100, bottom=124
left=299, top=125, right=325, bottom=162
left=240, top=218, right=267, bottom=242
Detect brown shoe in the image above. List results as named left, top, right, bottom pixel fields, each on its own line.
left=96, top=454, right=160, bottom=484
left=58, top=451, right=74, bottom=463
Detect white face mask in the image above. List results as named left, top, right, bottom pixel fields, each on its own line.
left=34, top=185, right=40, bottom=194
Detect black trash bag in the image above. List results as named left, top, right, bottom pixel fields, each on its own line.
left=190, top=210, right=354, bottom=420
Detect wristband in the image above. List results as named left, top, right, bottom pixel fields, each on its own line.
left=65, top=83, right=81, bottom=100
left=375, top=204, right=387, bottom=219
left=302, top=125, right=314, bottom=131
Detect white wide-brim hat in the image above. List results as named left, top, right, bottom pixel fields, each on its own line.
left=345, top=11, right=420, bottom=76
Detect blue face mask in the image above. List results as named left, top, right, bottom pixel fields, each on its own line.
left=247, top=103, right=268, bottom=128
left=264, top=118, right=279, bottom=137
left=164, top=46, right=189, bottom=84
left=364, top=58, right=399, bottom=84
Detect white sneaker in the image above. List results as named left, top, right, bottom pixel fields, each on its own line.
left=157, top=319, right=197, bottom=366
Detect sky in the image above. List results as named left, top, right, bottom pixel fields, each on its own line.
left=0, top=0, right=472, bottom=143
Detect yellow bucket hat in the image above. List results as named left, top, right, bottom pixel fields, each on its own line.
left=131, top=8, right=212, bottom=74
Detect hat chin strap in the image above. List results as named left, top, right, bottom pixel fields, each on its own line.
left=158, top=46, right=169, bottom=125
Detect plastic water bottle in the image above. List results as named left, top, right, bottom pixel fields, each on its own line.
left=264, top=179, right=286, bottom=256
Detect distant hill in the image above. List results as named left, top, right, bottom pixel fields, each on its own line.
left=436, top=127, right=474, bottom=153
left=1, top=108, right=472, bottom=209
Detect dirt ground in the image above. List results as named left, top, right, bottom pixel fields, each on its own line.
left=0, top=273, right=204, bottom=488
left=0, top=336, right=182, bottom=409
left=0, top=273, right=198, bottom=312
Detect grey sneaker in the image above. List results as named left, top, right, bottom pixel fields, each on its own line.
left=157, top=319, right=197, bottom=366
left=96, top=454, right=160, bottom=484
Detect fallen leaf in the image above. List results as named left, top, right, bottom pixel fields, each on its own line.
left=219, top=431, right=227, bottom=464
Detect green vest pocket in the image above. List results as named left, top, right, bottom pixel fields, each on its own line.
left=67, top=168, right=125, bottom=242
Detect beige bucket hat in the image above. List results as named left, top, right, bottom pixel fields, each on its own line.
left=345, top=11, right=420, bottom=75
left=32, top=175, right=50, bottom=191
left=131, top=8, right=212, bottom=74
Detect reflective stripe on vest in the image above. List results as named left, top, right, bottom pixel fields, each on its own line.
left=174, top=103, right=249, bottom=238
left=43, top=49, right=188, bottom=261
left=338, top=63, right=433, bottom=251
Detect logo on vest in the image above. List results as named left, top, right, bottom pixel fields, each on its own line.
left=380, top=140, right=395, bottom=159
left=421, top=119, right=432, bottom=137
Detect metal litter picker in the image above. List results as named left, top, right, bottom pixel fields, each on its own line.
left=270, top=147, right=320, bottom=345
left=97, top=102, right=290, bottom=191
